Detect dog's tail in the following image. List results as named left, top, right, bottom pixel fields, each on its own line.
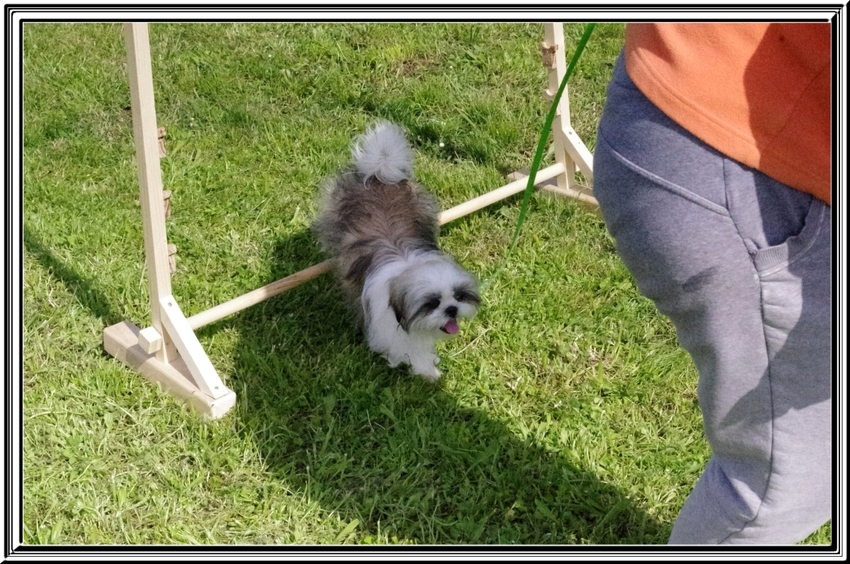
left=351, top=121, right=414, bottom=184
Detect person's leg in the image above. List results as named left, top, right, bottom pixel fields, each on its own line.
left=592, top=54, right=832, bottom=544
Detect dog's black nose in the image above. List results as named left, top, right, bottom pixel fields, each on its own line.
left=445, top=305, right=458, bottom=318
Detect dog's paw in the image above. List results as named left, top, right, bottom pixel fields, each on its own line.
left=414, top=364, right=441, bottom=382
left=384, top=353, right=403, bottom=368
left=411, top=354, right=441, bottom=382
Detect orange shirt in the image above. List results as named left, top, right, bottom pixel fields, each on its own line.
left=624, top=23, right=831, bottom=205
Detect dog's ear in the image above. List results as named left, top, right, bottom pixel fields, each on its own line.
left=387, top=276, right=410, bottom=331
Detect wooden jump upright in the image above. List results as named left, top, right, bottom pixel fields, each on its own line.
left=103, top=22, right=596, bottom=419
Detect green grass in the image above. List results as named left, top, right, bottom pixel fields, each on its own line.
left=22, top=22, right=832, bottom=546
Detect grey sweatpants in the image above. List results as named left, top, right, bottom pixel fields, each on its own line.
left=593, top=54, right=832, bottom=544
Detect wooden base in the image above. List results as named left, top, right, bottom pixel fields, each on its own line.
left=540, top=183, right=599, bottom=209
left=507, top=168, right=599, bottom=209
left=103, top=320, right=237, bottom=419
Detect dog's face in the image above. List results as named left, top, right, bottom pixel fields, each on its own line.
left=387, top=255, right=480, bottom=336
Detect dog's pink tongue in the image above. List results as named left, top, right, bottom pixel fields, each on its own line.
left=443, top=318, right=459, bottom=334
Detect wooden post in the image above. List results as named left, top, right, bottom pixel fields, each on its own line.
left=541, top=23, right=594, bottom=197
left=104, top=23, right=236, bottom=419
left=123, top=22, right=176, bottom=364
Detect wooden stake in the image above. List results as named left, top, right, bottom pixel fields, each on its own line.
left=544, top=23, right=575, bottom=192
left=167, top=243, right=177, bottom=273
left=163, top=190, right=172, bottom=219
left=105, top=23, right=235, bottom=419
left=157, top=126, right=167, bottom=157
left=541, top=23, right=595, bottom=187
left=124, top=22, right=176, bottom=364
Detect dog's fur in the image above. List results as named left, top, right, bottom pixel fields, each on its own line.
left=312, top=121, right=480, bottom=381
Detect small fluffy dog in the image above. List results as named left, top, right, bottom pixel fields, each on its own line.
left=312, top=121, right=480, bottom=381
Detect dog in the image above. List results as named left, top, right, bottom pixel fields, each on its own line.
left=312, top=121, right=480, bottom=381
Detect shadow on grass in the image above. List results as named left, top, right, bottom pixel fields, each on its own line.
left=23, top=224, right=122, bottom=326
left=221, top=230, right=668, bottom=545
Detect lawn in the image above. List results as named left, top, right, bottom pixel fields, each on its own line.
left=21, top=21, right=831, bottom=546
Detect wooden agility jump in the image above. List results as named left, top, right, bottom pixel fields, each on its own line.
left=103, top=22, right=596, bottom=419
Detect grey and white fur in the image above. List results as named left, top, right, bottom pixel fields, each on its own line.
left=312, top=121, right=480, bottom=381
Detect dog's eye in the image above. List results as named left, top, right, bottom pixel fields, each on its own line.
left=454, top=288, right=479, bottom=304
left=423, top=297, right=441, bottom=311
